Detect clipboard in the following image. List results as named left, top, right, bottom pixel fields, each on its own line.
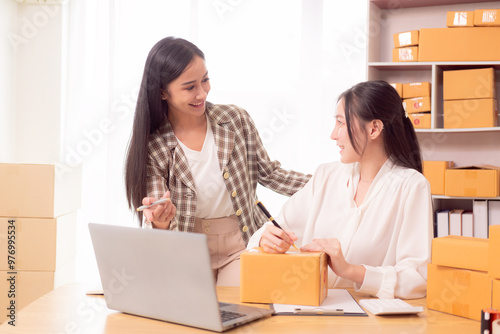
left=272, top=289, right=367, bottom=316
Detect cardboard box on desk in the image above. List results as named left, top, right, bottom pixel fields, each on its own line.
left=443, top=68, right=495, bottom=101
left=0, top=212, right=77, bottom=271
left=443, top=99, right=498, bottom=129
left=423, top=161, right=454, bottom=195
left=489, top=225, right=500, bottom=279
left=445, top=166, right=500, bottom=198
left=427, top=263, right=491, bottom=321
left=431, top=235, right=488, bottom=272
left=0, top=271, right=54, bottom=324
left=419, top=28, right=500, bottom=61
left=240, top=249, right=328, bottom=306
left=447, top=11, right=475, bottom=27
left=474, top=9, right=500, bottom=27
left=0, top=163, right=81, bottom=218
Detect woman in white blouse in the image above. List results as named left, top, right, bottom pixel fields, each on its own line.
left=247, top=80, right=433, bottom=299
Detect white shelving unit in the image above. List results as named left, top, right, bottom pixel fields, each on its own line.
left=367, top=0, right=500, bottom=228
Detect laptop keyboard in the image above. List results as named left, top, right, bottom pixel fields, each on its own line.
left=220, top=310, right=246, bottom=322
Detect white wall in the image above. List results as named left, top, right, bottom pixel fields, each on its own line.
left=0, top=0, right=17, bottom=162
left=14, top=4, right=65, bottom=163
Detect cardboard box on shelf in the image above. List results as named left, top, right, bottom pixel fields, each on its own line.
left=474, top=9, right=500, bottom=27
left=0, top=212, right=77, bottom=271
left=443, top=98, right=498, bottom=129
left=490, top=225, right=500, bottom=279
left=493, top=279, right=500, bottom=309
left=390, top=83, right=403, bottom=97
left=445, top=166, right=500, bottom=198
left=431, top=235, right=488, bottom=272
left=427, top=263, right=492, bottom=321
left=240, top=249, right=328, bottom=306
left=392, top=47, right=418, bottom=62
left=0, top=271, right=54, bottom=324
left=402, top=81, right=431, bottom=99
left=408, top=113, right=431, bottom=129
left=0, top=163, right=81, bottom=218
left=403, top=97, right=431, bottom=114
left=443, top=68, right=495, bottom=101
left=393, top=30, right=419, bottom=48
left=419, top=28, right=500, bottom=61
left=447, top=11, right=475, bottom=27
left=423, top=161, right=455, bottom=195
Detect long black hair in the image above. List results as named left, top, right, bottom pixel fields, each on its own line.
left=338, top=80, right=422, bottom=173
left=125, top=37, right=205, bottom=224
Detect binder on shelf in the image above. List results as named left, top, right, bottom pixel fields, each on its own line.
left=449, top=210, right=464, bottom=236
left=436, top=210, right=450, bottom=238
left=473, top=200, right=489, bottom=238
left=490, top=200, right=500, bottom=227
left=462, top=211, right=474, bottom=237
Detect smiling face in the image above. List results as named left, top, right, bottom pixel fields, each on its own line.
left=162, top=55, right=211, bottom=120
left=331, top=99, right=363, bottom=164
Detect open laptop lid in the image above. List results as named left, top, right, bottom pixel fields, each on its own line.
left=88, top=223, right=225, bottom=332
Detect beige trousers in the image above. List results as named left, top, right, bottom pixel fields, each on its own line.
left=193, top=215, right=245, bottom=286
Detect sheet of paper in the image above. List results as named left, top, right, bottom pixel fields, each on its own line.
left=273, top=289, right=366, bottom=315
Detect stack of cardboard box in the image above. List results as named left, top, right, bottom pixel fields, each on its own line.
left=0, top=163, right=81, bottom=323
left=403, top=82, right=432, bottom=129
left=427, top=225, right=500, bottom=320
left=392, top=30, right=419, bottom=62
left=420, top=9, right=500, bottom=61
left=443, top=67, right=498, bottom=129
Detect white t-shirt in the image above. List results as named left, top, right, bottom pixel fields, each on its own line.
left=247, top=159, right=433, bottom=299
left=176, top=119, right=234, bottom=218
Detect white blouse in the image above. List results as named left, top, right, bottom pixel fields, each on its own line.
left=248, top=159, right=433, bottom=299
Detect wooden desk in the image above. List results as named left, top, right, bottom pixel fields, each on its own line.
left=0, top=283, right=479, bottom=333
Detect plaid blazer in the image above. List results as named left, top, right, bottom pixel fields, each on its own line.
left=146, top=103, right=311, bottom=244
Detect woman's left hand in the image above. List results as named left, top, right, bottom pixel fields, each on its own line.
left=301, top=238, right=365, bottom=285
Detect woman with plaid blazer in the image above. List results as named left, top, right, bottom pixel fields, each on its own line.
left=125, top=37, right=311, bottom=285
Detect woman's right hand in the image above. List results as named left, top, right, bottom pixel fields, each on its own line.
left=142, top=191, right=176, bottom=229
left=259, top=225, right=297, bottom=253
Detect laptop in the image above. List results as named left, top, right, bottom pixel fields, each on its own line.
left=88, top=223, right=273, bottom=332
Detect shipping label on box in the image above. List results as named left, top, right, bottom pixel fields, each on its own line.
left=443, top=98, right=498, bottom=129
left=431, top=235, right=488, bottom=272
left=0, top=213, right=77, bottom=271
left=403, top=82, right=431, bottom=98
left=403, top=97, right=431, bottom=114
left=474, top=9, right=500, bottom=26
left=443, top=68, right=495, bottom=100
left=419, top=28, right=500, bottom=61
left=390, top=83, right=403, bottom=97
left=490, top=225, right=500, bottom=279
left=427, top=263, right=492, bottom=321
left=392, top=47, right=418, bottom=62
left=0, top=163, right=81, bottom=218
left=0, top=271, right=54, bottom=324
left=408, top=113, right=431, bottom=129
left=445, top=165, right=500, bottom=198
left=423, top=161, right=454, bottom=195
left=240, top=249, right=328, bottom=306
left=447, top=11, right=475, bottom=27
left=393, top=30, right=419, bottom=48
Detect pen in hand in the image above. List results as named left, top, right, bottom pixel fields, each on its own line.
left=136, top=198, right=170, bottom=211
left=255, top=200, right=299, bottom=251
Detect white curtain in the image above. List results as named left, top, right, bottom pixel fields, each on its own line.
left=64, top=0, right=367, bottom=287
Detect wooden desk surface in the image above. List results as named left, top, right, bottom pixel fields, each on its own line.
left=0, top=283, right=479, bottom=334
